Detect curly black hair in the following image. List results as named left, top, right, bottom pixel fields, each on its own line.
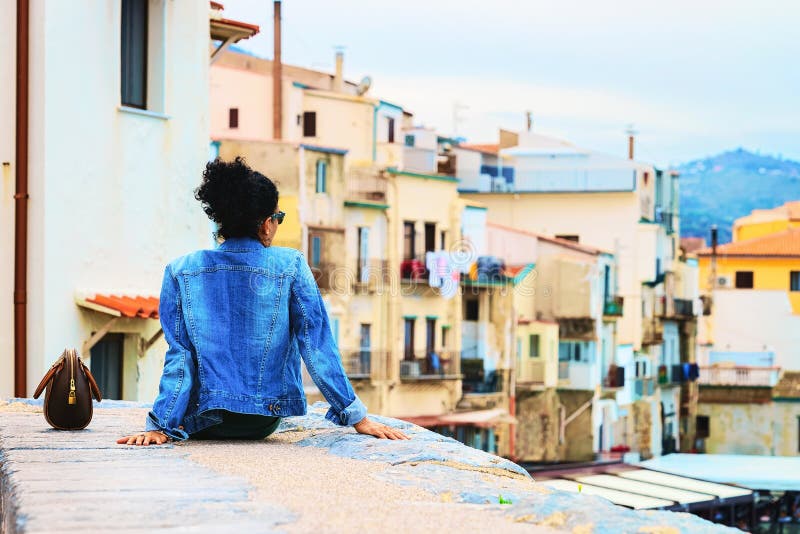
left=194, top=157, right=279, bottom=240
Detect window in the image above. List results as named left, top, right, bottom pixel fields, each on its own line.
left=696, top=415, right=710, bottom=439
left=735, top=271, right=754, bottom=289
left=303, top=111, right=316, bottom=137
left=90, top=333, right=124, bottom=400
left=405, top=134, right=415, bottom=147
left=310, top=235, right=322, bottom=267
left=387, top=117, right=395, bottom=143
left=357, top=227, right=369, bottom=283
left=464, top=298, right=479, bottom=321
left=121, top=0, right=148, bottom=109
left=791, top=271, right=800, bottom=291
left=440, top=230, right=446, bottom=251
left=555, top=234, right=579, bottom=243
left=315, top=160, right=327, bottom=193
left=403, top=221, right=416, bottom=260
left=228, top=108, right=239, bottom=128
left=441, top=326, right=448, bottom=348
left=426, top=318, right=436, bottom=356
left=529, top=334, right=540, bottom=358
left=559, top=341, right=593, bottom=362
left=424, top=223, right=436, bottom=253
left=404, top=318, right=415, bottom=360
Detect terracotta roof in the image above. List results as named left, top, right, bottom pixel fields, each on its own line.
left=457, top=143, right=499, bottom=155
left=487, top=222, right=610, bottom=256
left=85, top=294, right=160, bottom=319
left=680, top=237, right=707, bottom=254
left=696, top=228, right=800, bottom=257
left=774, top=371, right=800, bottom=399
left=210, top=1, right=224, bottom=9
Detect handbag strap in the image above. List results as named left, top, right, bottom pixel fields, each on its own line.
left=33, top=356, right=64, bottom=399
left=79, top=358, right=103, bottom=402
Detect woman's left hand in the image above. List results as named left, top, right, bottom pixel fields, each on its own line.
left=116, top=431, right=170, bottom=446
left=354, top=417, right=410, bottom=440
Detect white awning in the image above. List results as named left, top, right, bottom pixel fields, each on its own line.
left=575, top=474, right=713, bottom=504
left=618, top=470, right=752, bottom=499
left=543, top=479, right=674, bottom=510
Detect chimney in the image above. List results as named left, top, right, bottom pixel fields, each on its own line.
left=272, top=1, right=282, bottom=139
left=626, top=124, right=636, bottom=160
left=525, top=111, right=532, bottom=132
left=710, top=225, right=718, bottom=290
left=333, top=48, right=344, bottom=92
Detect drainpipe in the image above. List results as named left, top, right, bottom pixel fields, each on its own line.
left=14, top=0, right=30, bottom=398
left=272, top=1, right=282, bottom=139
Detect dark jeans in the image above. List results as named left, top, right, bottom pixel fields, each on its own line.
left=190, top=410, right=281, bottom=440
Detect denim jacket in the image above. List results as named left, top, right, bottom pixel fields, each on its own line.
left=145, top=237, right=367, bottom=440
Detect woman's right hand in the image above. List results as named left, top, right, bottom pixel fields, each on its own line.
left=354, top=417, right=410, bottom=440
left=116, top=431, right=170, bottom=446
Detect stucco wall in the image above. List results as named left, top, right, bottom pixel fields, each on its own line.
left=0, top=1, right=17, bottom=398
left=16, top=0, right=210, bottom=396
left=698, top=402, right=775, bottom=455
left=303, top=92, right=374, bottom=164
left=515, top=388, right=594, bottom=462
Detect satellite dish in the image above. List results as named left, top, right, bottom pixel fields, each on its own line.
left=356, top=76, right=372, bottom=95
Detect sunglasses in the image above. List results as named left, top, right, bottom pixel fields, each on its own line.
left=270, top=211, right=286, bottom=225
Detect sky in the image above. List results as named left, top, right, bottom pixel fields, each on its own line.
left=220, top=0, right=799, bottom=167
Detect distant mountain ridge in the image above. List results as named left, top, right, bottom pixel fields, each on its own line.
left=677, top=148, right=800, bottom=243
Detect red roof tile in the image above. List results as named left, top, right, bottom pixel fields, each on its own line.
left=86, top=294, right=160, bottom=319
left=487, top=222, right=610, bottom=255
left=696, top=228, right=800, bottom=257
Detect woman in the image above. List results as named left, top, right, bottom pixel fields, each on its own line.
left=118, top=158, right=408, bottom=445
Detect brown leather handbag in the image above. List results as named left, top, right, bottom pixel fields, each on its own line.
left=33, top=348, right=103, bottom=430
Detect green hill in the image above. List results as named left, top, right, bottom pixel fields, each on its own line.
left=677, top=148, right=800, bottom=243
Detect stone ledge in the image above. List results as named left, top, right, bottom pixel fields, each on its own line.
left=0, top=399, right=734, bottom=533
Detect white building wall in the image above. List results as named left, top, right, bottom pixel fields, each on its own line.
left=18, top=0, right=211, bottom=397
left=0, top=1, right=17, bottom=398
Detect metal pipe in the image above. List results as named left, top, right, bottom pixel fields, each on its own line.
left=14, top=0, right=30, bottom=397
left=272, top=1, right=282, bottom=139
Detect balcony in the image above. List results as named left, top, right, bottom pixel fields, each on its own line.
left=340, top=349, right=389, bottom=380
left=310, top=262, right=342, bottom=291
left=400, top=351, right=461, bottom=380
left=353, top=259, right=389, bottom=293
left=603, top=296, right=624, bottom=317
left=603, top=364, right=625, bottom=389
left=698, top=366, right=781, bottom=387
left=657, top=364, right=687, bottom=386
left=641, top=320, right=663, bottom=345
left=346, top=168, right=387, bottom=203
left=461, top=358, right=503, bottom=393
left=557, top=360, right=595, bottom=390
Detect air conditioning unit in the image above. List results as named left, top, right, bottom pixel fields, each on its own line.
left=400, top=361, right=420, bottom=378
left=716, top=275, right=732, bottom=288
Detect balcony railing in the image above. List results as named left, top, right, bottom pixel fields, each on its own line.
left=341, top=350, right=372, bottom=378
left=346, top=169, right=387, bottom=203
left=310, top=262, right=342, bottom=291
left=698, top=366, right=780, bottom=387
left=400, top=351, right=461, bottom=379
left=603, top=296, right=624, bottom=317
left=353, top=259, right=390, bottom=292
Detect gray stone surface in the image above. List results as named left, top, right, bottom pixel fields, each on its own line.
left=0, top=399, right=735, bottom=533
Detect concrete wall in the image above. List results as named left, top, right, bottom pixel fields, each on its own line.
left=0, top=1, right=17, bottom=397
left=6, top=0, right=211, bottom=398
left=515, top=388, right=594, bottom=462
left=698, top=255, right=800, bottom=314
left=699, top=289, right=800, bottom=371
left=698, top=402, right=776, bottom=455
